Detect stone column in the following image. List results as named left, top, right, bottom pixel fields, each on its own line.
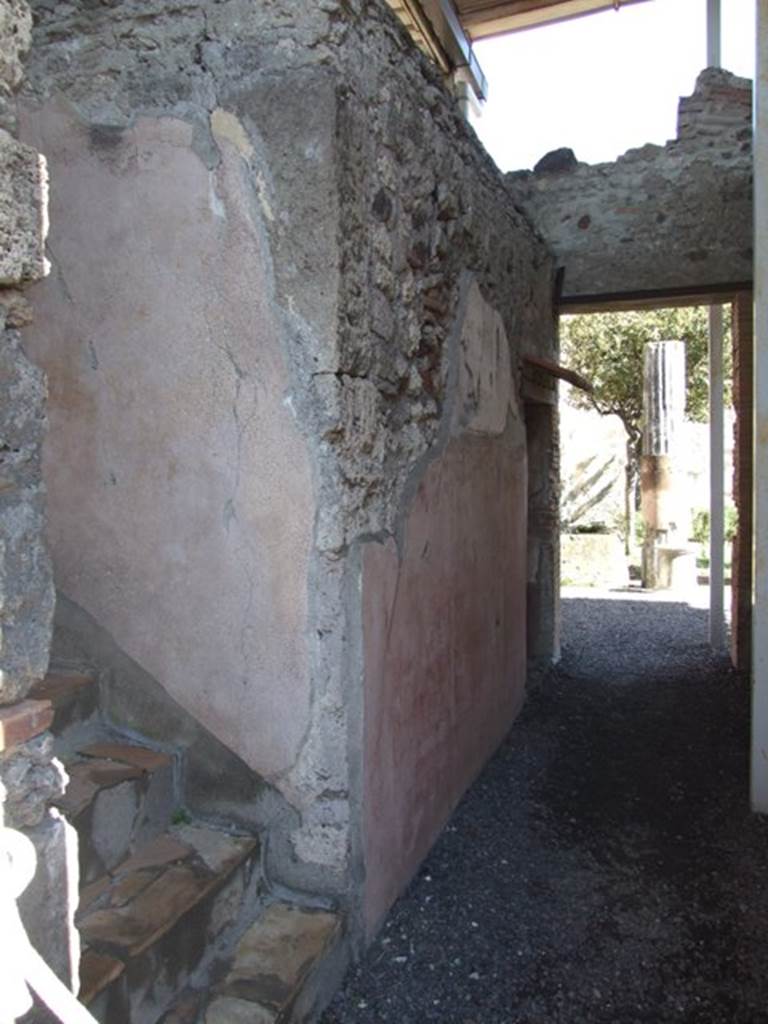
left=0, top=0, right=80, bottom=1014
left=640, top=340, right=687, bottom=588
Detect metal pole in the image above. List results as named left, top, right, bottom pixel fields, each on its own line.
left=706, top=0, right=725, bottom=649
left=707, top=0, right=721, bottom=68
left=752, top=0, right=768, bottom=813
left=709, top=305, right=725, bottom=648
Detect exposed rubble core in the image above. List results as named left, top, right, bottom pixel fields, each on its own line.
left=508, top=68, right=752, bottom=300
left=0, top=0, right=78, bottom=1010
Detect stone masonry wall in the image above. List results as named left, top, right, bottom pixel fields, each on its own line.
left=333, top=5, right=554, bottom=931
left=0, top=0, right=79, bottom=1011
left=20, top=0, right=554, bottom=935
left=21, top=0, right=354, bottom=901
left=508, top=69, right=753, bottom=301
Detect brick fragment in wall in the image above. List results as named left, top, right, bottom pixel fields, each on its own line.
left=0, top=731, right=66, bottom=828
left=677, top=67, right=752, bottom=141
left=0, top=698, right=53, bottom=751
left=0, top=321, right=55, bottom=705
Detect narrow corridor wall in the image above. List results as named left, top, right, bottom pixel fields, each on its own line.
left=19, top=0, right=555, bottom=935
left=331, top=8, right=555, bottom=931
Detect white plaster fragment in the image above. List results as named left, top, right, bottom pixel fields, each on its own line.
left=453, top=279, right=518, bottom=438
left=290, top=823, right=348, bottom=870
left=210, top=108, right=254, bottom=161
left=208, top=174, right=226, bottom=220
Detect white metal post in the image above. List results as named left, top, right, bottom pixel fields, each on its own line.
left=707, top=0, right=721, bottom=67
left=706, top=0, right=725, bottom=650
left=752, top=0, right=768, bottom=813
left=709, top=305, right=725, bottom=649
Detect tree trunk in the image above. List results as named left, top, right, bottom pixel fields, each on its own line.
left=624, top=441, right=637, bottom=557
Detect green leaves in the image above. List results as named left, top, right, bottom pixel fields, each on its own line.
left=560, top=306, right=733, bottom=446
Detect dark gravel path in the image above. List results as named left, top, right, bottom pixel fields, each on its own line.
left=323, top=589, right=768, bottom=1024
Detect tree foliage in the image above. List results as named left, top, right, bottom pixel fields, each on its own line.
left=560, top=307, right=733, bottom=544
left=560, top=306, right=732, bottom=461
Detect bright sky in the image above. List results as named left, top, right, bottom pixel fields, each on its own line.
left=470, top=0, right=756, bottom=172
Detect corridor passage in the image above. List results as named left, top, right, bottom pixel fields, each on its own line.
left=324, top=590, right=768, bottom=1024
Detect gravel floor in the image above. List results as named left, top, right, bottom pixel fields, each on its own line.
left=323, top=587, right=768, bottom=1024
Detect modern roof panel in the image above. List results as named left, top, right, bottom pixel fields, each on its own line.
left=454, top=0, right=653, bottom=40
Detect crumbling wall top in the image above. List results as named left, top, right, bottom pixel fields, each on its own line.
left=507, top=67, right=753, bottom=301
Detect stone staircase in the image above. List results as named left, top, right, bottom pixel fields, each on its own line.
left=29, top=666, right=344, bottom=1024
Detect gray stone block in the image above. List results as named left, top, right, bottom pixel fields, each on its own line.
left=17, top=811, right=80, bottom=990
left=0, top=1, right=32, bottom=95
left=0, top=325, right=54, bottom=706
left=0, top=128, right=47, bottom=284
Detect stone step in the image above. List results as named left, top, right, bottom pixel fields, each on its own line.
left=159, top=901, right=344, bottom=1024
left=56, top=741, right=176, bottom=884
left=77, top=823, right=261, bottom=1024
left=29, top=666, right=99, bottom=747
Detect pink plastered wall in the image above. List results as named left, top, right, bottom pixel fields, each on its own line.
left=20, top=105, right=315, bottom=787
left=362, top=428, right=527, bottom=934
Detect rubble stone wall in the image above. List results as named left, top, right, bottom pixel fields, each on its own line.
left=333, top=6, right=554, bottom=930
left=0, top=0, right=78, bottom=1008
left=508, top=69, right=753, bottom=301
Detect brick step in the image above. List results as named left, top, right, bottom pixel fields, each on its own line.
left=159, top=901, right=343, bottom=1024
left=55, top=741, right=176, bottom=884
left=29, top=665, right=99, bottom=750
left=77, top=824, right=261, bottom=1024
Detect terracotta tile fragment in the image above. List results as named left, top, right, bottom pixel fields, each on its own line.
left=79, top=950, right=125, bottom=1004
left=115, top=833, right=192, bottom=875
left=220, top=903, right=340, bottom=1011
left=56, top=759, right=142, bottom=818
left=109, top=867, right=160, bottom=908
left=30, top=670, right=96, bottom=708
left=78, top=875, right=111, bottom=917
left=80, top=864, right=216, bottom=957
left=0, top=699, right=53, bottom=751
left=79, top=742, right=171, bottom=773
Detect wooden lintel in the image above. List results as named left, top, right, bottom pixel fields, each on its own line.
left=523, top=354, right=592, bottom=392
left=558, top=280, right=753, bottom=314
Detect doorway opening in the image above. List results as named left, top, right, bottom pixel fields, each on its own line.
left=556, top=296, right=751, bottom=671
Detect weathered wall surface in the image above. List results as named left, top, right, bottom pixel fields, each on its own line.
left=20, top=0, right=555, bottom=923
left=0, top=0, right=78, bottom=1010
left=508, top=69, right=753, bottom=301
left=0, top=0, right=50, bottom=708
left=20, top=105, right=315, bottom=788
left=330, top=1, right=554, bottom=928
left=525, top=396, right=559, bottom=664
left=21, top=0, right=350, bottom=895
left=362, top=285, right=531, bottom=931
